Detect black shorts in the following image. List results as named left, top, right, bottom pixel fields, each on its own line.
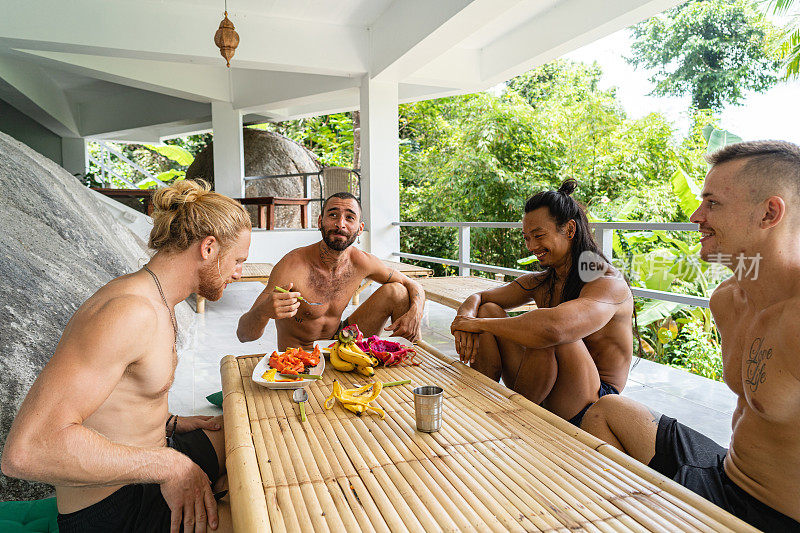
left=649, top=415, right=800, bottom=532
left=57, top=429, right=220, bottom=533
left=568, top=381, right=619, bottom=427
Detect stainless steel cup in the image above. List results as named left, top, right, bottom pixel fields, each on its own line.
left=413, top=386, right=444, bottom=432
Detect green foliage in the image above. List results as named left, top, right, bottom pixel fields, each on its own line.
left=629, top=0, right=780, bottom=110
left=763, top=0, right=800, bottom=79
left=144, top=144, right=194, bottom=166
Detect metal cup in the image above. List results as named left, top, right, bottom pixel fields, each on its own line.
left=413, top=386, right=444, bottom=433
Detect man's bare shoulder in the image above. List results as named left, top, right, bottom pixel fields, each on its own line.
left=580, top=271, right=632, bottom=302
left=276, top=244, right=318, bottom=267
left=65, top=286, right=158, bottom=362
left=709, top=276, right=741, bottom=319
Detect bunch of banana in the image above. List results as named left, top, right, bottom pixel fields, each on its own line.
left=324, top=380, right=385, bottom=419
left=329, top=340, right=379, bottom=377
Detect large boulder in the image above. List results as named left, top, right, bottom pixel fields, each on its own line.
left=0, top=132, right=194, bottom=500
left=186, top=128, right=322, bottom=228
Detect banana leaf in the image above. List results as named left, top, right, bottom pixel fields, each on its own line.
left=671, top=166, right=701, bottom=217
left=637, top=300, right=685, bottom=327
left=145, top=144, right=195, bottom=166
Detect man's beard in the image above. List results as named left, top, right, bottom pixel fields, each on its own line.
left=198, top=260, right=226, bottom=301
left=322, top=228, right=358, bottom=251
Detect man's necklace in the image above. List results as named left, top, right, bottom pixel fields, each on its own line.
left=143, top=264, right=178, bottom=352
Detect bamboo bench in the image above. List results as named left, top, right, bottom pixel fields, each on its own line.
left=417, top=275, right=537, bottom=312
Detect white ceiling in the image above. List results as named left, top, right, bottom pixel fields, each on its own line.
left=0, top=0, right=681, bottom=142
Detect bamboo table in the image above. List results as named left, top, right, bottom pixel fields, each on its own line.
left=220, top=343, right=754, bottom=532
left=351, top=260, right=434, bottom=305
left=194, top=262, right=274, bottom=313
left=418, top=276, right=537, bottom=312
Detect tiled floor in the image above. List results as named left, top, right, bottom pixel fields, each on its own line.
left=171, top=281, right=737, bottom=446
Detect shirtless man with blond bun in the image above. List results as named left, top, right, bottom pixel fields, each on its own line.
left=2, top=180, right=252, bottom=533
left=581, top=141, right=800, bottom=530
left=238, top=192, right=425, bottom=350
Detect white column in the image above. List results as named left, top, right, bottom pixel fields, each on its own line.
left=211, top=101, right=245, bottom=198
left=359, top=77, right=399, bottom=260
left=61, top=137, right=87, bottom=176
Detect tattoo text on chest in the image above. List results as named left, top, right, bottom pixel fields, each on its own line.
left=745, top=337, right=773, bottom=392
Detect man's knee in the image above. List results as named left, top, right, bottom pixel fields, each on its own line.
left=580, top=394, right=627, bottom=432
left=477, top=302, right=507, bottom=318
left=376, top=282, right=409, bottom=302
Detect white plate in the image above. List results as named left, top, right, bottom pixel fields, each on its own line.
left=251, top=345, right=326, bottom=390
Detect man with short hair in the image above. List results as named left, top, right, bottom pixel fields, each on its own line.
left=238, top=192, right=425, bottom=349
left=581, top=140, right=800, bottom=530
left=2, top=180, right=252, bottom=533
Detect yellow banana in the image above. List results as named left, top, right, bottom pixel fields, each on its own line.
left=329, top=344, right=356, bottom=372
left=337, top=343, right=373, bottom=367
left=324, top=380, right=385, bottom=419
left=356, top=365, right=375, bottom=377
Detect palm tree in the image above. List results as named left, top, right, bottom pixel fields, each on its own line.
left=766, top=0, right=800, bottom=78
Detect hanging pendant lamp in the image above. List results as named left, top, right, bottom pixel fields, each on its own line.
left=214, top=10, right=239, bottom=67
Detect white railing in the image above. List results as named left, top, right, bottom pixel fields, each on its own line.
left=392, top=221, right=709, bottom=309
left=89, top=141, right=167, bottom=189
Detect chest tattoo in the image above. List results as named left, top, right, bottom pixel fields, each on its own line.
left=745, top=337, right=773, bottom=392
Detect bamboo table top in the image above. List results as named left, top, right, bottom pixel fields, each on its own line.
left=417, top=276, right=536, bottom=312
left=220, top=343, right=754, bottom=532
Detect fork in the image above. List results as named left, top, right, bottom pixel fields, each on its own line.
left=274, top=286, right=322, bottom=305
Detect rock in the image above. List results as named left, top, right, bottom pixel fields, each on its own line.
left=0, top=132, right=194, bottom=500
left=186, top=128, right=322, bottom=227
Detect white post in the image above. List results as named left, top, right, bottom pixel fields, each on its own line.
left=359, top=77, right=399, bottom=260
left=595, top=228, right=614, bottom=262
left=211, top=101, right=245, bottom=199
left=61, top=137, right=88, bottom=177
left=458, top=225, right=471, bottom=277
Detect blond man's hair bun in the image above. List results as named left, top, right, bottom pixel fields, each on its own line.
left=148, top=179, right=251, bottom=253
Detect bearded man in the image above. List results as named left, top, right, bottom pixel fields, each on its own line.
left=238, top=192, right=425, bottom=349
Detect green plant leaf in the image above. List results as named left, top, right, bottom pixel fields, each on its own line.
left=671, top=167, right=701, bottom=216
left=155, top=169, right=186, bottom=182
left=145, top=145, right=195, bottom=166
left=705, top=127, right=743, bottom=155
left=637, top=300, right=685, bottom=327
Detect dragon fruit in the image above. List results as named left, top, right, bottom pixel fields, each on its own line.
left=356, top=335, right=418, bottom=366
left=337, top=324, right=364, bottom=344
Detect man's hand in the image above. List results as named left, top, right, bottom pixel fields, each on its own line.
left=266, top=283, right=301, bottom=319
left=451, top=315, right=484, bottom=334
left=385, top=309, right=422, bottom=342
left=175, top=415, right=221, bottom=434
left=161, top=452, right=218, bottom=533
left=453, top=330, right=480, bottom=364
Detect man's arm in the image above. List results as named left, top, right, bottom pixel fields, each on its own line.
left=2, top=296, right=187, bottom=486
left=366, top=260, right=426, bottom=341
left=237, top=260, right=301, bottom=342
left=451, top=277, right=629, bottom=348
left=456, top=274, right=539, bottom=318
left=453, top=274, right=539, bottom=359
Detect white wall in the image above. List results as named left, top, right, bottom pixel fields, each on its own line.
left=247, top=228, right=371, bottom=264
